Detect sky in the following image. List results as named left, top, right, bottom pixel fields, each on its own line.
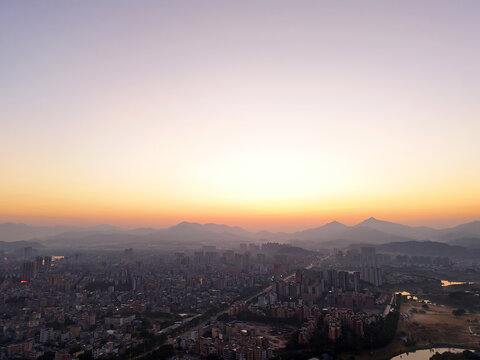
left=1, top=1, right=479, bottom=231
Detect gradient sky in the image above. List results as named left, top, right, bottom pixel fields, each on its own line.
left=1, top=1, right=479, bottom=231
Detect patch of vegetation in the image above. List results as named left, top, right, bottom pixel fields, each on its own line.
left=37, top=352, right=55, bottom=360
left=5, top=296, right=26, bottom=305
left=427, top=291, right=480, bottom=312
left=430, top=350, right=480, bottom=360
left=447, top=292, right=480, bottom=312
left=78, top=351, right=93, bottom=360
left=404, top=337, right=417, bottom=347
left=141, top=344, right=174, bottom=360
left=452, top=308, right=466, bottom=316
left=68, top=345, right=83, bottom=354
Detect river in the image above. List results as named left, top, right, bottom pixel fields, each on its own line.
left=391, top=347, right=467, bottom=360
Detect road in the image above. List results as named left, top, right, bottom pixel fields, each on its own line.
left=135, top=260, right=321, bottom=358
left=175, top=261, right=319, bottom=339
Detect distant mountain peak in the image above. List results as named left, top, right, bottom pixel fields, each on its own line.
left=178, top=221, right=197, bottom=225
left=323, top=220, right=347, bottom=228
left=449, top=220, right=480, bottom=234
left=170, top=221, right=201, bottom=229
left=361, top=216, right=381, bottom=222
left=357, top=217, right=395, bottom=227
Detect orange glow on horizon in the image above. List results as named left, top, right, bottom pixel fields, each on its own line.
left=1, top=193, right=479, bottom=232
left=1, top=174, right=479, bottom=231
left=1, top=2, right=479, bottom=232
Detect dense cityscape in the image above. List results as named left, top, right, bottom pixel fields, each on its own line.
left=2, top=230, right=480, bottom=360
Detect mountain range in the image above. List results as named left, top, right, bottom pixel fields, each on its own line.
left=0, top=218, right=479, bottom=250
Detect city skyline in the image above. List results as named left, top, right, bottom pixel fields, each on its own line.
left=2, top=1, right=479, bottom=231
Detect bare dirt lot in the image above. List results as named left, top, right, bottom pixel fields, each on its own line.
left=243, top=322, right=296, bottom=350
left=399, top=301, right=480, bottom=347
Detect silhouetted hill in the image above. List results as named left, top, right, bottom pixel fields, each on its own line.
left=42, top=232, right=198, bottom=250
left=292, top=221, right=349, bottom=240
left=376, top=240, right=480, bottom=259
left=42, top=226, right=253, bottom=250
left=255, top=230, right=289, bottom=240
left=168, top=221, right=253, bottom=238
left=5, top=218, right=480, bottom=249
left=275, top=246, right=318, bottom=256
left=438, top=221, right=480, bottom=241
left=356, top=217, right=438, bottom=240
left=0, top=222, right=119, bottom=242
left=0, top=240, right=45, bottom=251
left=448, top=237, right=480, bottom=248
left=292, top=221, right=414, bottom=246
left=356, top=218, right=480, bottom=242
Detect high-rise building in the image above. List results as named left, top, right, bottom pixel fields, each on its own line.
left=35, top=256, right=44, bottom=272
left=361, top=247, right=376, bottom=266
left=325, top=269, right=338, bottom=289
left=352, top=271, right=360, bottom=292
left=248, top=243, right=260, bottom=253
left=205, top=251, right=218, bottom=264
left=24, top=247, right=33, bottom=260
left=295, top=269, right=303, bottom=284
left=21, top=261, right=36, bottom=281
left=194, top=251, right=204, bottom=264
left=44, top=256, right=52, bottom=271
left=360, top=266, right=382, bottom=286
left=273, top=263, right=285, bottom=275
left=257, top=253, right=266, bottom=264
left=328, top=321, right=342, bottom=342
left=337, top=271, right=347, bottom=291
left=202, top=245, right=216, bottom=252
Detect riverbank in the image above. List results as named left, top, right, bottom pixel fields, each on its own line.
left=339, top=340, right=480, bottom=360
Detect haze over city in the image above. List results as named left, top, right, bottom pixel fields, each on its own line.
left=2, top=1, right=479, bottom=231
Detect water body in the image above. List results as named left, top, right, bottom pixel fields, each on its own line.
left=395, top=291, right=431, bottom=304
left=391, top=347, right=467, bottom=360
left=441, top=280, right=475, bottom=287
left=396, top=291, right=419, bottom=301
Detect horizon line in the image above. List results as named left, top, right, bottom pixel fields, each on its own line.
left=1, top=216, right=479, bottom=233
